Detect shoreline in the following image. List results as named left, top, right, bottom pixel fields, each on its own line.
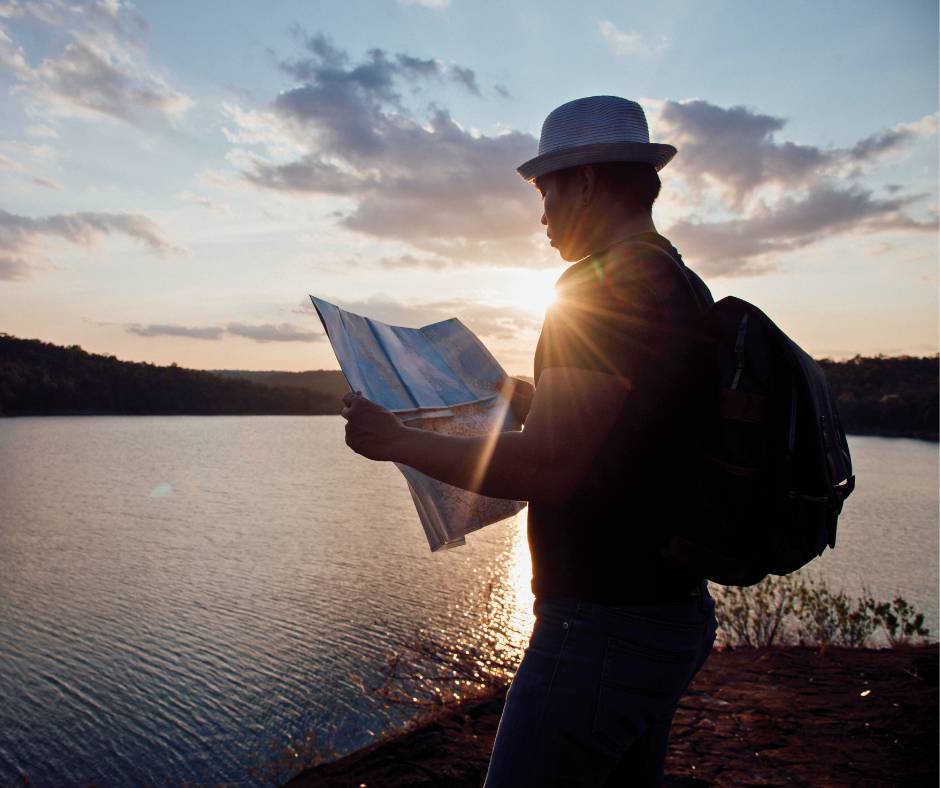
left=1, top=413, right=935, bottom=443
left=286, top=644, right=938, bottom=787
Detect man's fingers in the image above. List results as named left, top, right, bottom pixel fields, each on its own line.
left=341, top=395, right=364, bottom=420
left=343, top=390, right=371, bottom=405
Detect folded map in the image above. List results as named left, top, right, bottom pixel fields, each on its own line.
left=310, top=296, right=526, bottom=550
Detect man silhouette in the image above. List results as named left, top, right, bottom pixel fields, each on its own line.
left=342, top=95, right=717, bottom=787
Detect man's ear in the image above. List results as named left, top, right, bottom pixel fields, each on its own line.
left=579, top=165, right=597, bottom=207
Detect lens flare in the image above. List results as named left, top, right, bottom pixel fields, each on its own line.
left=149, top=482, right=173, bottom=498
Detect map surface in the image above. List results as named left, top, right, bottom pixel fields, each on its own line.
left=311, top=296, right=526, bottom=550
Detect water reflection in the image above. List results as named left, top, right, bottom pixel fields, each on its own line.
left=488, top=514, right=535, bottom=652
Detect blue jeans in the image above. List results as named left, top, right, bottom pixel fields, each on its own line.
left=484, top=587, right=717, bottom=787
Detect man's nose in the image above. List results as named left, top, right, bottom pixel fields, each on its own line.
left=540, top=212, right=547, bottom=226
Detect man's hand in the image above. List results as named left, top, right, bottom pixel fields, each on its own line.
left=500, top=377, right=536, bottom=425
left=337, top=369, right=629, bottom=503
left=341, top=391, right=406, bottom=461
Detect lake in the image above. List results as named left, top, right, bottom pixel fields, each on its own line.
left=0, top=417, right=936, bottom=785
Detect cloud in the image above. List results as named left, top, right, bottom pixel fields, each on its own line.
left=377, top=253, right=451, bottom=270
left=120, top=321, right=325, bottom=343
left=228, top=43, right=935, bottom=278
left=0, top=142, right=61, bottom=189
left=658, top=100, right=939, bottom=209
left=0, top=0, right=148, bottom=40
left=652, top=99, right=939, bottom=274
left=226, top=322, right=323, bottom=343
left=668, top=184, right=937, bottom=277
left=398, top=0, right=450, bottom=7
left=0, top=0, right=192, bottom=124
left=0, top=139, right=56, bottom=162
left=26, top=124, right=58, bottom=138
left=0, top=152, right=23, bottom=171
left=448, top=64, right=481, bottom=96
left=658, top=99, right=831, bottom=208
left=0, top=254, right=29, bottom=280
left=175, top=190, right=232, bottom=216
left=278, top=35, right=482, bottom=99
left=847, top=114, right=939, bottom=165
left=0, top=209, right=185, bottom=280
left=599, top=21, right=668, bottom=56
left=127, top=323, right=224, bottom=340
left=30, top=175, right=62, bottom=189
left=228, top=34, right=546, bottom=267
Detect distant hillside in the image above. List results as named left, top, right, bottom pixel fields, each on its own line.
left=0, top=334, right=342, bottom=416
left=819, top=355, right=937, bottom=441
left=216, top=357, right=937, bottom=440
left=1, top=334, right=936, bottom=438
left=213, top=369, right=350, bottom=401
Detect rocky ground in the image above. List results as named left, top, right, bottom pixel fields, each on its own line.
left=286, top=645, right=938, bottom=787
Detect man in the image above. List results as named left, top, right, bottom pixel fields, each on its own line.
left=342, top=96, right=716, bottom=787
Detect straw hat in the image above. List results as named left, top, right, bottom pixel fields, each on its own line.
left=516, top=95, right=676, bottom=182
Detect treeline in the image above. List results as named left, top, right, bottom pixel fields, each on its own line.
left=0, top=334, right=343, bottom=416
left=819, top=355, right=938, bottom=441
left=0, top=335, right=936, bottom=438
left=212, top=369, right=350, bottom=401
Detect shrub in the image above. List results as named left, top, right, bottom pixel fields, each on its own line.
left=870, top=596, right=932, bottom=646
left=713, top=573, right=932, bottom=648
left=792, top=585, right=880, bottom=647
left=713, top=573, right=803, bottom=647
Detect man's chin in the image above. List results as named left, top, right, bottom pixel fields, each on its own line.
left=550, top=238, right=586, bottom=262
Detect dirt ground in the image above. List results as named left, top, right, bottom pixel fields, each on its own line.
left=286, top=645, right=938, bottom=787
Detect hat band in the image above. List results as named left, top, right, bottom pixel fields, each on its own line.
left=517, top=141, right=676, bottom=181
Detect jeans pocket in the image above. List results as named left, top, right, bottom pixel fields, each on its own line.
left=592, top=634, right=699, bottom=751
left=527, top=601, right=576, bottom=656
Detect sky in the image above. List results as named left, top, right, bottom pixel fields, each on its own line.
left=0, top=0, right=937, bottom=375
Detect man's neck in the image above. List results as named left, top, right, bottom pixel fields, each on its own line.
left=587, top=213, right=658, bottom=258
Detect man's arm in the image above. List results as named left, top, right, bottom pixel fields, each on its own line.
left=342, top=367, right=631, bottom=505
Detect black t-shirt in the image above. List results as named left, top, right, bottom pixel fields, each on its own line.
left=528, top=232, right=714, bottom=603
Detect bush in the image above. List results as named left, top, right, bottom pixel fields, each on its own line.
left=713, top=574, right=802, bottom=647
left=869, top=596, right=932, bottom=646
left=712, top=573, right=932, bottom=648
left=792, top=584, right=880, bottom=647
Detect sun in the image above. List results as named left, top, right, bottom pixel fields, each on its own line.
left=508, top=270, right=558, bottom=317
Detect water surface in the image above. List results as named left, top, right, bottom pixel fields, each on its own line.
left=0, top=418, right=935, bottom=785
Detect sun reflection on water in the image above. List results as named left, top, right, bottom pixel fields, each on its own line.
left=504, top=511, right=535, bottom=641
left=477, top=511, right=535, bottom=663
left=296, top=512, right=537, bottom=742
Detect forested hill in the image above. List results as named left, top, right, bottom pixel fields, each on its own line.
left=211, top=369, right=351, bottom=401
left=818, top=355, right=937, bottom=440
left=0, top=334, right=936, bottom=439
left=0, top=334, right=343, bottom=416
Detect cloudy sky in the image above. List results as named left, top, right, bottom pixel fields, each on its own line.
left=1, top=0, right=937, bottom=374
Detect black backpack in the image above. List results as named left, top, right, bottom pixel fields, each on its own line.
left=631, top=242, right=856, bottom=587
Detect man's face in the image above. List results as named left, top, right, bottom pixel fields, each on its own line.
left=536, top=171, right=588, bottom=262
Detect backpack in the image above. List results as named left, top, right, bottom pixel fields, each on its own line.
left=629, top=242, right=856, bottom=587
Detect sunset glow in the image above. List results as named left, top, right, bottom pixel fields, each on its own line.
left=503, top=270, right=559, bottom=320
left=0, top=1, right=935, bottom=377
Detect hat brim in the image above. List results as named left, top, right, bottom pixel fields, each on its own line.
left=516, top=142, right=677, bottom=182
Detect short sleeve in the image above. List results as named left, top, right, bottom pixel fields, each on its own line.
left=535, top=270, right=662, bottom=384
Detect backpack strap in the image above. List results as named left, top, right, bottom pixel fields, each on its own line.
left=625, top=240, right=709, bottom=316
